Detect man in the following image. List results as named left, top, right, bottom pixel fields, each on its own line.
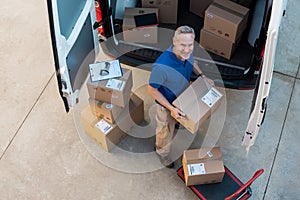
left=148, top=26, right=212, bottom=168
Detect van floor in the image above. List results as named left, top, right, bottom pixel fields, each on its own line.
left=114, top=0, right=254, bottom=70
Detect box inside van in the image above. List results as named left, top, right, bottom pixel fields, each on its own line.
left=96, top=0, right=274, bottom=89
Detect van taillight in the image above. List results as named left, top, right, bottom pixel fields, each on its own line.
left=256, top=42, right=266, bottom=71
left=95, top=1, right=104, bottom=35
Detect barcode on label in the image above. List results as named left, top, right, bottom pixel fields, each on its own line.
left=103, top=126, right=110, bottom=132
left=207, top=151, right=213, bottom=157
left=201, top=88, right=222, bottom=107
left=106, top=79, right=125, bottom=91
left=116, top=81, right=123, bottom=90
left=188, top=163, right=206, bottom=175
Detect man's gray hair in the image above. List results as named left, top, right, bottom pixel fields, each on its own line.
left=174, top=26, right=195, bottom=39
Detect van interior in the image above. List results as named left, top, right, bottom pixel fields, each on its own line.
left=98, top=0, right=272, bottom=89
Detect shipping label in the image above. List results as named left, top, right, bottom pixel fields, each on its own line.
left=201, top=87, right=222, bottom=107
left=106, top=79, right=125, bottom=91
left=95, top=119, right=112, bottom=135
left=188, top=163, right=206, bottom=176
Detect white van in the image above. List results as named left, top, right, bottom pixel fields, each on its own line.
left=46, top=0, right=287, bottom=148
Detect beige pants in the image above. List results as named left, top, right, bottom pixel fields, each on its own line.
left=155, top=104, right=176, bottom=157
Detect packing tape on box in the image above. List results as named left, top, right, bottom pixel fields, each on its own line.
left=211, top=2, right=245, bottom=18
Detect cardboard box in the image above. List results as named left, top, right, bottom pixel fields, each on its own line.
left=172, top=76, right=223, bottom=134
left=89, top=98, right=123, bottom=124
left=204, top=0, right=249, bottom=42
left=86, top=68, right=133, bottom=107
left=200, top=28, right=241, bottom=59
left=123, top=8, right=158, bottom=43
left=182, top=147, right=225, bottom=186
left=189, top=0, right=213, bottom=18
left=81, top=93, right=144, bottom=152
left=81, top=107, right=123, bottom=152
left=142, top=0, right=178, bottom=24
left=116, top=93, right=145, bottom=133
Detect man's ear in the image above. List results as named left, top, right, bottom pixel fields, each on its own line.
left=172, top=37, right=176, bottom=46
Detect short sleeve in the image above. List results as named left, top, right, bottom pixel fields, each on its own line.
left=149, top=64, right=166, bottom=89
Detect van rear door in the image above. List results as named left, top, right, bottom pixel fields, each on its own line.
left=242, top=0, right=287, bottom=151
left=46, top=0, right=100, bottom=112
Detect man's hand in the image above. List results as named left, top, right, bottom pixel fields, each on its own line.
left=170, top=107, right=186, bottom=119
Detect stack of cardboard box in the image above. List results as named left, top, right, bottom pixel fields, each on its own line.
left=200, top=0, right=249, bottom=59
left=81, top=66, right=145, bottom=152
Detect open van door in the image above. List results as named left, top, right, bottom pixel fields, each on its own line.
left=242, top=0, right=287, bottom=152
left=47, top=0, right=100, bottom=112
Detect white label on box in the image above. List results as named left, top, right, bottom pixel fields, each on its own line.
left=207, top=151, right=213, bottom=158
left=207, top=13, right=213, bottom=19
left=106, top=79, right=125, bottom=91
left=105, top=104, right=113, bottom=109
left=111, top=95, right=119, bottom=99
left=95, top=119, right=112, bottom=135
left=201, top=88, right=222, bottom=107
left=188, top=163, right=206, bottom=176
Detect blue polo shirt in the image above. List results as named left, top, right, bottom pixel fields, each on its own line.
left=149, top=46, right=194, bottom=104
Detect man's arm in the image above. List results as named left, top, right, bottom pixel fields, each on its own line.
left=193, top=60, right=204, bottom=76
left=147, top=85, right=185, bottom=119
left=193, top=60, right=215, bottom=86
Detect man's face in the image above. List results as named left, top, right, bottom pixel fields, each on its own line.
left=173, top=33, right=194, bottom=60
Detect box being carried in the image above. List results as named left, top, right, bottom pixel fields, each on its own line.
left=182, top=147, right=225, bottom=186
left=87, top=68, right=133, bottom=108
left=204, top=0, right=249, bottom=43
left=123, top=8, right=159, bottom=43
left=81, top=93, right=144, bottom=152
left=172, top=76, right=223, bottom=134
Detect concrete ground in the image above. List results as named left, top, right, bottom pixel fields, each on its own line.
left=0, top=0, right=299, bottom=199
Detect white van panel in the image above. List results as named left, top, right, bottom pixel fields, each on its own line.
left=243, top=0, right=287, bottom=152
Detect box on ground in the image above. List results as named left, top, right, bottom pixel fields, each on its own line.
left=81, top=93, right=144, bottom=152
left=87, top=68, right=133, bottom=108
left=89, top=98, right=123, bottom=124
left=115, top=93, right=144, bottom=133
left=80, top=106, right=123, bottom=152
left=189, top=0, right=213, bottom=18
left=123, top=7, right=158, bottom=43
left=182, top=147, right=225, bottom=186
left=142, top=0, right=178, bottom=24
left=172, top=76, right=223, bottom=134
left=200, top=28, right=241, bottom=59
left=204, top=0, right=249, bottom=43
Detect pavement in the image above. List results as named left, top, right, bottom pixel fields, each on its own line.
left=0, top=0, right=299, bottom=199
